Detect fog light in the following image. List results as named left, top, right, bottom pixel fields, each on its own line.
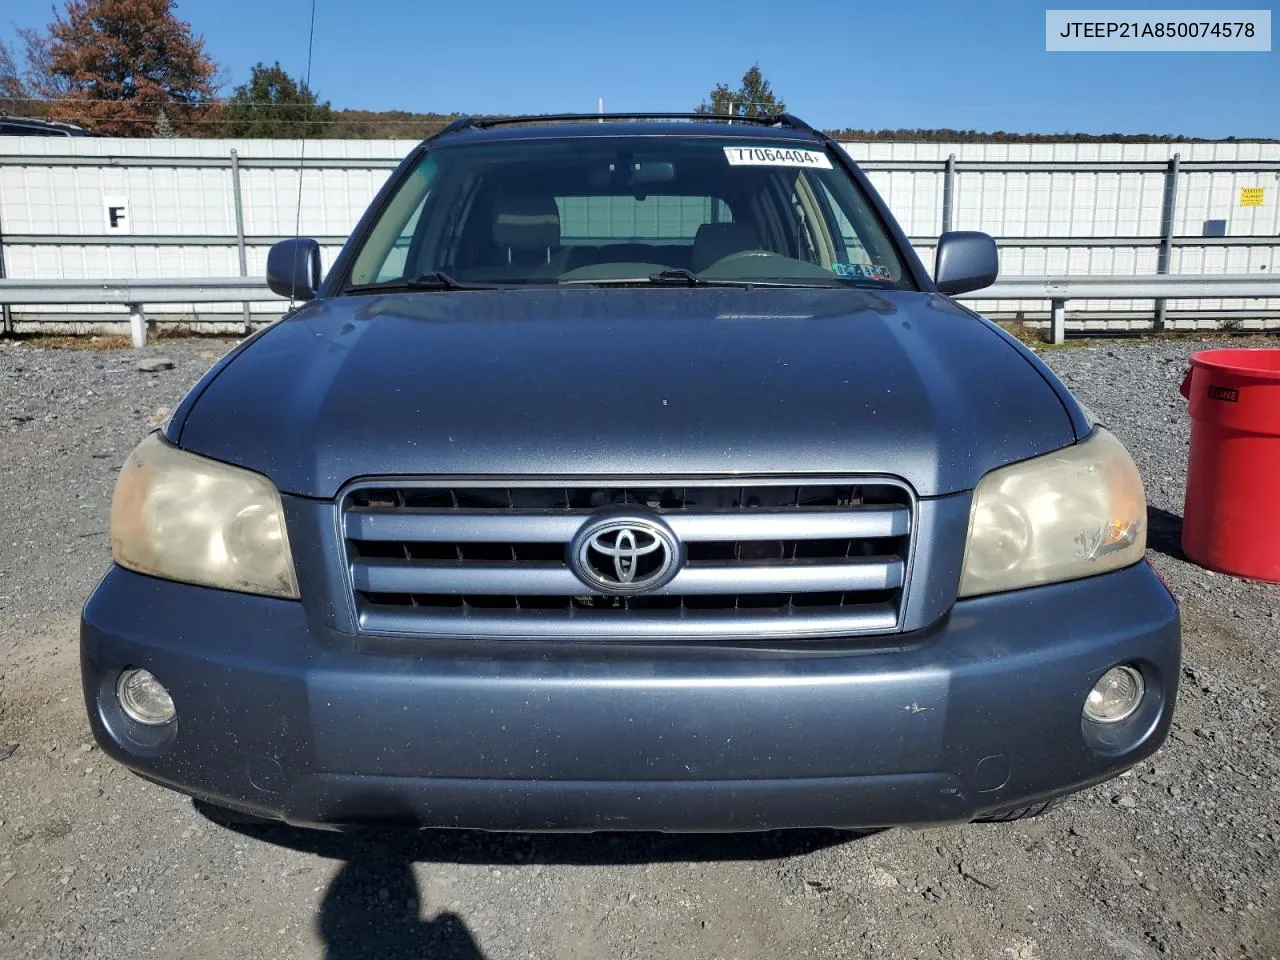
left=1084, top=666, right=1144, bottom=724
left=116, top=669, right=176, bottom=725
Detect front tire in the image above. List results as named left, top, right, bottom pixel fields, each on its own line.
left=974, top=797, right=1065, bottom=823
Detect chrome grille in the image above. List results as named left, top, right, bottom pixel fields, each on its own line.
left=341, top=480, right=913, bottom=640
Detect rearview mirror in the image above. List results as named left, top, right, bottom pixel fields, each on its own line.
left=631, top=161, right=675, bottom=184
left=266, top=238, right=322, bottom=300
left=934, top=231, right=998, bottom=295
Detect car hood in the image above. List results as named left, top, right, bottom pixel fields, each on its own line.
left=176, top=287, right=1076, bottom=499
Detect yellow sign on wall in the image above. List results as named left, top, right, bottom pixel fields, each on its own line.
left=1240, top=187, right=1265, bottom=207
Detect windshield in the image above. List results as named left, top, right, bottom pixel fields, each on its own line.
left=345, top=134, right=915, bottom=290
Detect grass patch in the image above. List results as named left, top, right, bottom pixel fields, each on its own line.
left=997, top=320, right=1105, bottom=351
left=6, top=330, right=240, bottom=352
left=8, top=334, right=134, bottom=351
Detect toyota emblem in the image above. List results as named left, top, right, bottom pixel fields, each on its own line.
left=569, top=515, right=682, bottom=595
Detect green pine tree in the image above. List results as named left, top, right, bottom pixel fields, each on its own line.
left=153, top=108, right=175, bottom=138
left=698, top=64, right=785, bottom=118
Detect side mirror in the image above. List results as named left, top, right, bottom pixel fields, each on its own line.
left=266, top=238, right=322, bottom=300
left=934, top=231, right=998, bottom=295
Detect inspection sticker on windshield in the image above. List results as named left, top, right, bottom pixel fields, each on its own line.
left=723, top=146, right=833, bottom=169
left=832, top=261, right=893, bottom=282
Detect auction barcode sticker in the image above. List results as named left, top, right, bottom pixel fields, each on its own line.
left=724, top=146, right=833, bottom=169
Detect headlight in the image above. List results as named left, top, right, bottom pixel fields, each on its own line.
left=958, top=428, right=1146, bottom=598
left=110, top=433, right=300, bottom=599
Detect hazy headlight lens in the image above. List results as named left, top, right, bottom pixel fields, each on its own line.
left=110, top=433, right=300, bottom=599
left=959, top=428, right=1146, bottom=597
left=964, top=496, right=1031, bottom=579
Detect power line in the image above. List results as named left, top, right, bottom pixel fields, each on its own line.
left=0, top=94, right=463, bottom=117
left=2, top=114, right=455, bottom=127
left=4, top=93, right=790, bottom=111
left=1, top=94, right=325, bottom=108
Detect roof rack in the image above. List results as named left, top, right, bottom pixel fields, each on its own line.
left=433, top=115, right=479, bottom=137
left=430, top=112, right=816, bottom=138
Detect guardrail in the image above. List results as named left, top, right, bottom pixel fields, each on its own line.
left=954, top=274, right=1280, bottom=343
left=0, top=274, right=1277, bottom=347
left=0, top=277, right=276, bottom=304
left=0, top=277, right=282, bottom=346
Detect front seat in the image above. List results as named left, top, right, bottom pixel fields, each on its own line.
left=489, top=193, right=567, bottom=279
left=692, top=222, right=762, bottom=272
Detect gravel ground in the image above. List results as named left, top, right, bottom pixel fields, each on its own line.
left=0, top=333, right=1277, bottom=960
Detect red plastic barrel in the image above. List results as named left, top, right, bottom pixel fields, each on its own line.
left=1180, top=348, right=1280, bottom=582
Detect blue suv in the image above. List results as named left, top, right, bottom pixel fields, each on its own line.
left=82, top=113, right=1179, bottom=831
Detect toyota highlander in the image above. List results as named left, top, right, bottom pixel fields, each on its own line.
left=81, top=113, right=1180, bottom=831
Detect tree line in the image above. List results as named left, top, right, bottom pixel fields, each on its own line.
left=0, top=4, right=1257, bottom=141
left=0, top=0, right=460, bottom=137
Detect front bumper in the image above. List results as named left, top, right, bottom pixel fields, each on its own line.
left=81, top=562, right=1179, bottom=831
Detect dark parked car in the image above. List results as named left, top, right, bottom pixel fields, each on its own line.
left=0, top=115, right=101, bottom=136
left=82, top=113, right=1179, bottom=831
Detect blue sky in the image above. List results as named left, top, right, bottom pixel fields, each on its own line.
left=2, top=0, right=1277, bottom=137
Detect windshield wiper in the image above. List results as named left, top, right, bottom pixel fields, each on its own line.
left=646, top=268, right=745, bottom=287
left=647, top=269, right=855, bottom=289
left=557, top=271, right=749, bottom=288
left=562, top=270, right=859, bottom=289
left=344, top=271, right=494, bottom=294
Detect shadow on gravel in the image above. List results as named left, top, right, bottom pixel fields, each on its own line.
left=205, top=815, right=863, bottom=959
left=319, top=847, right=486, bottom=959
left=213, top=817, right=860, bottom=866
left=1147, top=505, right=1187, bottom=561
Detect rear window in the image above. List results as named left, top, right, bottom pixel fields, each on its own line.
left=347, top=134, right=914, bottom=290
left=556, top=196, right=734, bottom=246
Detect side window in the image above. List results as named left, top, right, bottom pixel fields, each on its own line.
left=374, top=200, right=426, bottom=281
left=785, top=173, right=826, bottom=266
left=754, top=171, right=832, bottom=267
left=815, top=180, right=869, bottom=263
left=348, top=156, right=437, bottom=286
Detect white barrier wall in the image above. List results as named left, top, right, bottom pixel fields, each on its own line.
left=1, top=135, right=1277, bottom=326
left=0, top=138, right=412, bottom=319
left=852, top=140, right=1280, bottom=321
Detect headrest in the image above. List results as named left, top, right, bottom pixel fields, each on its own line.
left=493, top=194, right=560, bottom=249
left=692, top=222, right=760, bottom=272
